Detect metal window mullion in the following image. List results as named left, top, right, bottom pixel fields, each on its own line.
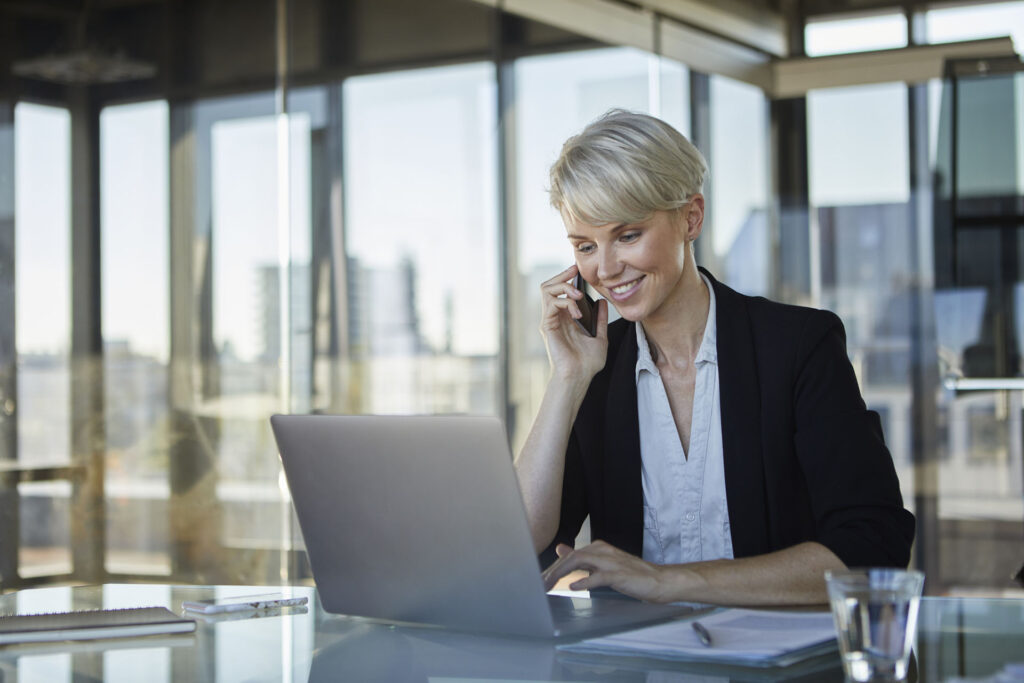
left=68, top=86, right=105, bottom=585
left=496, top=7, right=518, bottom=441
left=689, top=71, right=712, bottom=270
left=0, top=100, right=18, bottom=588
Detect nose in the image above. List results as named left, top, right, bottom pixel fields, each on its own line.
left=596, top=246, right=622, bottom=283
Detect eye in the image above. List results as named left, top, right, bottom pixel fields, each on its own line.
left=620, top=231, right=641, bottom=243
left=576, top=243, right=596, bottom=255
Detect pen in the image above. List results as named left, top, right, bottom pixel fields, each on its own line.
left=691, top=620, right=713, bottom=647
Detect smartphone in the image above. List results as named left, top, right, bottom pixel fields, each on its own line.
left=572, top=273, right=597, bottom=337
left=181, top=593, right=308, bottom=615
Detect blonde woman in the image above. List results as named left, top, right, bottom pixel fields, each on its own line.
left=515, top=110, right=914, bottom=606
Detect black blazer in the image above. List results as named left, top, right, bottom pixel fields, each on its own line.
left=541, top=269, right=915, bottom=569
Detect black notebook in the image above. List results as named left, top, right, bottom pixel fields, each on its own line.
left=0, top=607, right=196, bottom=645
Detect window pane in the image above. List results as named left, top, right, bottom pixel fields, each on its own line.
left=926, top=2, right=1024, bottom=49
left=926, top=3, right=1024, bottom=200
left=929, top=56, right=1024, bottom=589
left=100, top=101, right=170, bottom=575
left=805, top=13, right=908, bottom=56
left=709, top=75, right=770, bottom=296
left=205, top=95, right=295, bottom=564
left=806, top=83, right=915, bottom=510
left=809, top=83, right=910, bottom=206
left=515, top=48, right=688, bottom=276
left=511, top=47, right=689, bottom=449
left=14, top=103, right=70, bottom=464
left=344, top=62, right=499, bottom=414
left=14, top=102, right=72, bottom=579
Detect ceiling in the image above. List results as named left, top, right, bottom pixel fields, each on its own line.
left=0, top=0, right=1014, bottom=101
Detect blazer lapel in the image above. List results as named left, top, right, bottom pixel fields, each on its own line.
left=602, top=322, right=644, bottom=556
left=704, top=269, right=769, bottom=558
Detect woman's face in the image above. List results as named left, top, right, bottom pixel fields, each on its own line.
left=565, top=202, right=702, bottom=323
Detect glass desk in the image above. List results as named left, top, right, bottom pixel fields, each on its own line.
left=0, top=584, right=1021, bottom=682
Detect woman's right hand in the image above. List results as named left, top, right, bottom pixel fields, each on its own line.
left=539, top=265, right=609, bottom=383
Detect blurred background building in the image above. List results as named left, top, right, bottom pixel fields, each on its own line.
left=0, top=0, right=1021, bottom=599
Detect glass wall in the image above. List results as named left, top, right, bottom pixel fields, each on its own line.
left=13, top=102, right=72, bottom=579
left=803, top=5, right=1024, bottom=592
left=926, top=2, right=1024, bottom=48
left=807, top=82, right=914, bottom=497
left=510, top=47, right=689, bottom=450
left=1, top=0, right=1022, bottom=597
left=708, top=75, right=770, bottom=296
left=343, top=62, right=500, bottom=415
left=805, top=12, right=908, bottom=56
left=100, top=101, right=171, bottom=577
left=925, top=6, right=1024, bottom=588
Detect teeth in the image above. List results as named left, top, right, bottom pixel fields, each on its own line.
left=612, top=279, right=639, bottom=294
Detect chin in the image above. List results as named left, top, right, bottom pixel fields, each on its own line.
left=612, top=303, right=646, bottom=323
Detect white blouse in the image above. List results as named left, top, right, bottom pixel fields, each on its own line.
left=635, top=273, right=734, bottom=565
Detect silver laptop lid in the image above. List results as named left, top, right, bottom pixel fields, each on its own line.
left=272, top=414, right=556, bottom=637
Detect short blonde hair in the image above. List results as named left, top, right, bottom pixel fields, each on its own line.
left=549, top=109, right=708, bottom=226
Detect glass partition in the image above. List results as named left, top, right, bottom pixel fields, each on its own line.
left=13, top=102, right=73, bottom=579
left=805, top=12, right=908, bottom=57
left=929, top=60, right=1024, bottom=590
left=510, top=47, right=689, bottom=450
left=807, top=82, right=914, bottom=496
left=708, top=75, right=770, bottom=296
left=342, top=63, right=500, bottom=416
left=100, top=101, right=171, bottom=576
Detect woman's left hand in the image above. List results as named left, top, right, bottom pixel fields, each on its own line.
left=541, top=540, right=678, bottom=603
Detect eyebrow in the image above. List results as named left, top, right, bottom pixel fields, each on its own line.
left=566, top=222, right=629, bottom=240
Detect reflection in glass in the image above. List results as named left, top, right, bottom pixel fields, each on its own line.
left=15, top=587, right=71, bottom=681
left=343, top=63, right=499, bottom=415
left=103, top=585, right=172, bottom=683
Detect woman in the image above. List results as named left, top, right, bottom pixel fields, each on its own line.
left=515, top=109, right=915, bottom=606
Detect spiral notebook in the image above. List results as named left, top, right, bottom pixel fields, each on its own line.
left=0, top=607, right=196, bottom=645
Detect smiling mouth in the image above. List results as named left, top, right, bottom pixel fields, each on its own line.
left=609, top=277, right=643, bottom=297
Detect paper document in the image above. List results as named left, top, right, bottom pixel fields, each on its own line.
left=558, top=608, right=837, bottom=668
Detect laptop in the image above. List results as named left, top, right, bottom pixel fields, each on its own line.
left=271, top=414, right=700, bottom=638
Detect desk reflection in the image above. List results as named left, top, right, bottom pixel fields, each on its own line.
left=0, top=585, right=1020, bottom=682
left=310, top=620, right=557, bottom=682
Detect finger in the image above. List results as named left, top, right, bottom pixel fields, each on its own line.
left=541, top=553, right=572, bottom=589
left=540, top=281, right=582, bottom=300
left=540, top=264, right=579, bottom=289
left=555, top=543, right=574, bottom=557
left=569, top=571, right=612, bottom=592
left=543, top=551, right=589, bottom=590
left=541, top=298, right=582, bottom=322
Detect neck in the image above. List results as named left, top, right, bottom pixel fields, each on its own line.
left=642, top=263, right=709, bottom=370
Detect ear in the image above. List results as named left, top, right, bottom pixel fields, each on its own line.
left=683, top=194, right=705, bottom=242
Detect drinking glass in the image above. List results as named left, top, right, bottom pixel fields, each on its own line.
left=825, top=568, right=925, bottom=682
